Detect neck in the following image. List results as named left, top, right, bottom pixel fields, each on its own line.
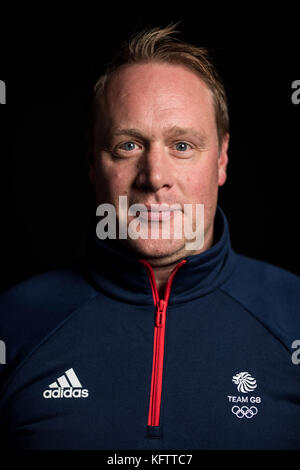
left=150, top=262, right=181, bottom=298
left=145, top=227, right=214, bottom=299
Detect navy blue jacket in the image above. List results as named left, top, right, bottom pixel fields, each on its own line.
left=1, top=207, right=300, bottom=450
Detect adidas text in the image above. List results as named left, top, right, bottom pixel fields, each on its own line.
left=43, top=388, right=89, bottom=399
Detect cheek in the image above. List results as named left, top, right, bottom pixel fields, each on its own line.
left=184, top=164, right=218, bottom=200
left=94, top=160, right=127, bottom=202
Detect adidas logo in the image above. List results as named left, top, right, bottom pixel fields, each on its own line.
left=43, top=368, right=89, bottom=399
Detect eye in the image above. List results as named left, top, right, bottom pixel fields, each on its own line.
left=175, top=142, right=192, bottom=152
left=119, top=141, right=138, bottom=151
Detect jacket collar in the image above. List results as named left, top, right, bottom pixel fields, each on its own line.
left=84, top=206, right=236, bottom=305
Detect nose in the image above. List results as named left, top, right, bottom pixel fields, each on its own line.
left=135, top=144, right=174, bottom=193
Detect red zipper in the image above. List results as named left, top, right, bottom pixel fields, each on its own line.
left=140, top=259, right=187, bottom=427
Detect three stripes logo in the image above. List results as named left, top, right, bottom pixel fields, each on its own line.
left=43, top=368, right=89, bottom=399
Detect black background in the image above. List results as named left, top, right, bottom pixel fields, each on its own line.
left=0, top=8, right=299, bottom=292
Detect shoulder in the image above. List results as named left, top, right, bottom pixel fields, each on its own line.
left=223, top=252, right=300, bottom=305
left=221, top=252, right=300, bottom=348
left=0, top=267, right=97, bottom=388
left=0, top=266, right=97, bottom=312
left=0, top=267, right=98, bottom=329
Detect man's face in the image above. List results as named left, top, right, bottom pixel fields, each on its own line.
left=89, top=62, right=229, bottom=263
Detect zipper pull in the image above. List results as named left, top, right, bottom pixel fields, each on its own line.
left=155, top=299, right=166, bottom=327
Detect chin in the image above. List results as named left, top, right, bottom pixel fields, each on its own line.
left=125, top=237, right=186, bottom=260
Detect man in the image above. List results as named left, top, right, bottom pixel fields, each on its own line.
left=0, top=24, right=300, bottom=450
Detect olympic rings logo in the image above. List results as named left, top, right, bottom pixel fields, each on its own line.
left=231, top=406, right=258, bottom=419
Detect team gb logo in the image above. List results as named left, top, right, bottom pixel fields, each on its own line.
left=232, top=372, right=257, bottom=393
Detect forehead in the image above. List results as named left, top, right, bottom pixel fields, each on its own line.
left=96, top=62, right=216, bottom=134
left=109, top=61, right=211, bottom=93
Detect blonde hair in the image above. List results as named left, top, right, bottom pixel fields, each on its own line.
left=88, top=23, right=229, bottom=150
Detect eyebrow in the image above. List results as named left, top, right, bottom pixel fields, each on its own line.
left=110, top=126, right=208, bottom=147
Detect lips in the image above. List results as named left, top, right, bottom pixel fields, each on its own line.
left=138, top=210, right=173, bottom=221
left=135, top=204, right=182, bottom=222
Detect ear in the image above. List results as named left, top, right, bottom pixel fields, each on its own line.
left=218, top=133, right=229, bottom=187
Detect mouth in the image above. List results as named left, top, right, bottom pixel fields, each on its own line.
left=136, top=204, right=182, bottom=222
left=138, top=210, right=173, bottom=221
